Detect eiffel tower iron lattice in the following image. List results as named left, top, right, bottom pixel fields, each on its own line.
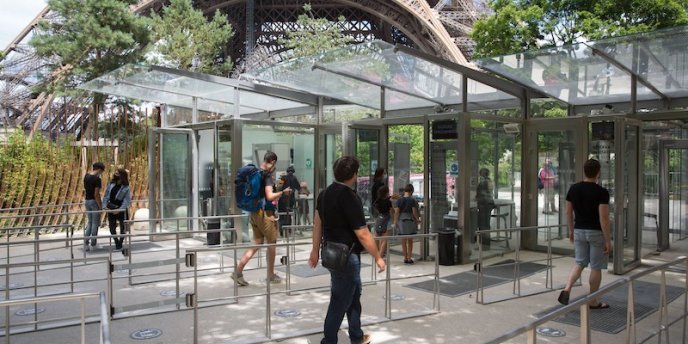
left=1, top=0, right=483, bottom=135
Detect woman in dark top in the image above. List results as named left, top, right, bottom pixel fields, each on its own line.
left=102, top=168, right=132, bottom=251
left=373, top=186, right=394, bottom=257
left=558, top=159, right=611, bottom=309
left=370, top=167, right=385, bottom=217
left=394, top=184, right=420, bottom=264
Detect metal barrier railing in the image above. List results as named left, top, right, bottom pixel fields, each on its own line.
left=0, top=216, right=240, bottom=318
left=0, top=199, right=149, bottom=214
left=485, top=256, right=688, bottom=344
left=184, top=232, right=440, bottom=344
left=1, top=257, right=111, bottom=339
left=475, top=224, right=568, bottom=305
left=0, top=291, right=109, bottom=344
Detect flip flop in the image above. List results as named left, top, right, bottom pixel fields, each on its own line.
left=557, top=290, right=569, bottom=305
left=590, top=302, right=610, bottom=309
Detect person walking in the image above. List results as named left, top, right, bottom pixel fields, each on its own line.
left=308, top=156, right=385, bottom=344
left=296, top=181, right=311, bottom=226
left=102, top=168, right=132, bottom=251
left=83, top=162, right=105, bottom=251
left=373, top=185, right=394, bottom=257
left=476, top=168, right=495, bottom=250
left=558, top=159, right=612, bottom=309
left=231, top=151, right=292, bottom=286
left=277, top=166, right=300, bottom=236
left=370, top=167, right=385, bottom=217
left=539, top=159, right=558, bottom=214
left=394, top=184, right=420, bottom=264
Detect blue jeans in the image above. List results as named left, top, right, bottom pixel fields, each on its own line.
left=84, top=199, right=100, bottom=246
left=321, top=252, right=364, bottom=344
left=574, top=229, right=608, bottom=270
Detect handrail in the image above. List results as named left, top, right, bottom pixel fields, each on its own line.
left=99, top=291, right=111, bottom=344
left=474, top=224, right=567, bottom=304
left=184, top=233, right=441, bottom=343
left=0, top=199, right=149, bottom=213
left=0, top=291, right=103, bottom=344
left=485, top=256, right=688, bottom=344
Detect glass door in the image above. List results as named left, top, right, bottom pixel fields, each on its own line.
left=148, top=128, right=197, bottom=233
left=659, top=140, right=688, bottom=250
left=215, top=123, right=233, bottom=242
left=318, top=125, right=344, bottom=192
left=349, top=126, right=381, bottom=218
left=589, top=118, right=642, bottom=273
left=535, top=127, right=578, bottom=252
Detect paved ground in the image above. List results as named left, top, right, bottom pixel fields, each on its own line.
left=0, top=229, right=686, bottom=344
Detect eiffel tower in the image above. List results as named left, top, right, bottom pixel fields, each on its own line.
left=1, top=0, right=482, bottom=137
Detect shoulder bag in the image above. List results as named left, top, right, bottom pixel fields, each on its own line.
left=320, top=187, right=353, bottom=271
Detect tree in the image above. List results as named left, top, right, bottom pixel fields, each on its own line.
left=279, top=4, right=352, bottom=59
left=471, top=0, right=688, bottom=57
left=29, top=0, right=150, bottom=140
left=29, top=0, right=150, bottom=96
left=149, top=0, right=234, bottom=76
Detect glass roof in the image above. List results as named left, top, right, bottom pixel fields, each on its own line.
left=476, top=25, right=688, bottom=107
left=79, top=65, right=311, bottom=116
left=247, top=40, right=518, bottom=112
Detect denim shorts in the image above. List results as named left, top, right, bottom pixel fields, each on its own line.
left=574, top=229, right=608, bottom=270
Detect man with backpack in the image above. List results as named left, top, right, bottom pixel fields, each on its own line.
left=232, top=151, right=292, bottom=286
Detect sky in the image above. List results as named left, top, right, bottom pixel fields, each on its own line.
left=0, top=0, right=48, bottom=50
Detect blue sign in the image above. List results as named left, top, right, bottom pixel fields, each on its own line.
left=449, top=162, right=459, bottom=176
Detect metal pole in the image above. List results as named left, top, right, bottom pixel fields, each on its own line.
left=477, top=232, right=483, bottom=304
left=5, top=266, right=10, bottom=344
left=434, top=233, right=440, bottom=312
left=682, top=259, right=687, bottom=344
left=80, top=297, right=86, bottom=344
left=626, top=280, right=636, bottom=343
left=658, top=270, right=669, bottom=343
left=176, top=232, right=180, bottom=310
left=580, top=303, right=590, bottom=344
left=546, top=226, right=553, bottom=289
left=193, top=257, right=198, bottom=344
left=266, top=246, right=271, bottom=340
left=386, top=241, right=392, bottom=319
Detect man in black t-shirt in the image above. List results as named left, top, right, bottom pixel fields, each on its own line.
left=84, top=162, right=105, bottom=250
left=558, top=159, right=612, bottom=309
left=308, top=156, right=385, bottom=344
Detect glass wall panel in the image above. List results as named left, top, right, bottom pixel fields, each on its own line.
left=470, top=121, right=521, bottom=257
left=240, top=124, right=315, bottom=241
left=668, top=147, right=688, bottom=242
left=622, top=124, right=640, bottom=265
left=641, top=122, right=687, bottom=248
left=537, top=129, right=577, bottom=250
left=161, top=132, right=190, bottom=231
left=216, top=125, right=233, bottom=242
left=354, top=129, right=380, bottom=217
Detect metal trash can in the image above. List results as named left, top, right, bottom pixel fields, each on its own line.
left=204, top=198, right=221, bottom=246
left=438, top=230, right=456, bottom=266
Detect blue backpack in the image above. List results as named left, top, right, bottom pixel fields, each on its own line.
left=235, top=164, right=264, bottom=212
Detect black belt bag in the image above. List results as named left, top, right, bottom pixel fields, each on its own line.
left=321, top=240, right=353, bottom=271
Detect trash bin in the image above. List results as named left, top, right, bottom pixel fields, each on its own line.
left=438, top=230, right=456, bottom=266
left=204, top=198, right=221, bottom=246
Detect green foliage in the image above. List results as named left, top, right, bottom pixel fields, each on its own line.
left=29, top=0, right=150, bottom=96
left=279, top=4, right=353, bottom=59
left=472, top=0, right=688, bottom=57
left=389, top=125, right=425, bottom=173
left=149, top=0, right=234, bottom=76
left=0, top=130, right=77, bottom=207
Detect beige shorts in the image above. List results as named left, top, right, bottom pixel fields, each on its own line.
left=249, top=209, right=277, bottom=243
